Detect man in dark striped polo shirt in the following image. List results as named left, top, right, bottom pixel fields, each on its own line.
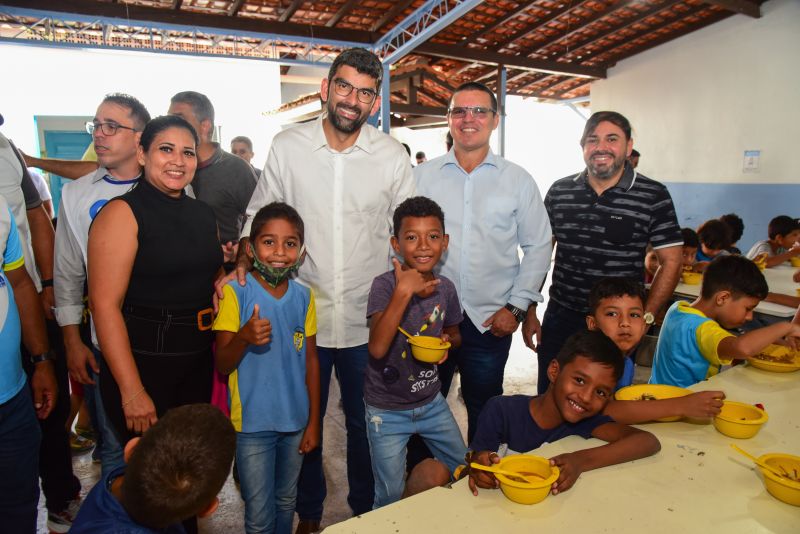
left=534, top=111, right=683, bottom=393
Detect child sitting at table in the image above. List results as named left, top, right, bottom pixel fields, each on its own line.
left=720, top=213, right=745, bottom=255
left=694, top=219, right=732, bottom=267
left=650, top=255, right=800, bottom=388
left=745, top=215, right=800, bottom=268
left=70, top=404, right=236, bottom=533
left=365, top=196, right=466, bottom=508
left=645, top=228, right=699, bottom=282
left=467, top=330, right=660, bottom=496
left=585, top=277, right=725, bottom=423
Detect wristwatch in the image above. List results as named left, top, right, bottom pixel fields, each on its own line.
left=30, top=350, right=56, bottom=365
left=644, top=311, right=655, bottom=326
left=504, top=303, right=527, bottom=322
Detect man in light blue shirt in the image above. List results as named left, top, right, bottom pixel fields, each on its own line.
left=415, top=82, right=552, bottom=441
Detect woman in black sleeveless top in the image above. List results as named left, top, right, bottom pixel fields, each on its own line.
left=89, top=115, right=223, bottom=441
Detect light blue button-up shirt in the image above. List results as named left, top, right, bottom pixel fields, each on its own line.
left=415, top=149, right=552, bottom=332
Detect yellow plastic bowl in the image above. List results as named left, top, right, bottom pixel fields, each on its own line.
left=614, top=384, right=692, bottom=422
left=713, top=401, right=768, bottom=439
left=406, top=336, right=451, bottom=363
left=749, top=344, right=800, bottom=373
left=496, top=455, right=559, bottom=505
left=681, top=272, right=703, bottom=285
left=789, top=257, right=800, bottom=267
left=757, top=453, right=800, bottom=506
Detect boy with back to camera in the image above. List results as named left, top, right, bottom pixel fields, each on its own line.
left=694, top=219, right=732, bottom=268
left=585, top=278, right=725, bottom=423
left=468, top=330, right=660, bottom=496
left=651, top=255, right=800, bottom=388
left=70, top=403, right=236, bottom=533
left=746, top=215, right=800, bottom=268
left=365, top=196, right=467, bottom=508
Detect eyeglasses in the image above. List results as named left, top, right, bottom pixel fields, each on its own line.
left=331, top=78, right=378, bottom=104
left=447, top=106, right=496, bottom=119
left=86, top=121, right=137, bottom=136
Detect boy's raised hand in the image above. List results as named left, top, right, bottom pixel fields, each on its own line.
left=678, top=390, right=725, bottom=418
left=468, top=451, right=501, bottom=496
left=549, top=452, right=586, bottom=495
left=240, top=304, right=272, bottom=346
left=393, top=258, right=439, bottom=298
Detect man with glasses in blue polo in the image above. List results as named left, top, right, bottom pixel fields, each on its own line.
left=236, top=48, right=414, bottom=533
left=416, top=82, right=552, bottom=444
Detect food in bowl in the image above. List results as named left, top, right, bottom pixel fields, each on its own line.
left=681, top=272, right=703, bottom=285
left=495, top=455, right=559, bottom=505
left=406, top=335, right=450, bottom=363
left=713, top=401, right=768, bottom=439
left=614, top=384, right=692, bottom=422
left=749, top=344, right=800, bottom=372
left=757, top=453, right=800, bottom=506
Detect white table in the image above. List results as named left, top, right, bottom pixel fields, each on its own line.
left=674, top=264, right=799, bottom=318
left=324, top=365, right=800, bottom=534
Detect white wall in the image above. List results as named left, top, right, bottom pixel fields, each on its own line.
left=590, top=0, right=799, bottom=185
left=0, top=44, right=282, bottom=171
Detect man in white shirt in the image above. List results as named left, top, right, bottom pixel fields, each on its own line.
left=54, top=94, right=149, bottom=484
left=415, top=82, right=552, bottom=442
left=235, top=48, right=414, bottom=532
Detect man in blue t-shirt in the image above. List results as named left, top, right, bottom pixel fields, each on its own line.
left=468, top=330, right=660, bottom=496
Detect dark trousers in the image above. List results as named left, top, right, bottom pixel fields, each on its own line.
left=537, top=300, right=588, bottom=394
left=437, top=315, right=513, bottom=444
left=22, top=318, right=81, bottom=513
left=295, top=345, right=374, bottom=521
left=0, top=387, right=41, bottom=534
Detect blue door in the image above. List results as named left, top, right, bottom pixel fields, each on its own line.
left=43, top=130, right=92, bottom=214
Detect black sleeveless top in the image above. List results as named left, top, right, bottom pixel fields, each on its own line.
left=118, top=179, right=222, bottom=310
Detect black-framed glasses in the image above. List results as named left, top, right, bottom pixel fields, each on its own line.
left=332, top=78, right=378, bottom=104
left=86, top=121, right=137, bottom=136
left=447, top=106, right=496, bottom=119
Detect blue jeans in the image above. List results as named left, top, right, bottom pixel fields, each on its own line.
left=92, top=349, right=125, bottom=478
left=295, top=345, right=374, bottom=520
left=0, top=386, right=41, bottom=534
left=366, top=394, right=466, bottom=508
left=537, top=300, right=587, bottom=394
left=238, top=429, right=304, bottom=534
left=438, top=315, right=512, bottom=444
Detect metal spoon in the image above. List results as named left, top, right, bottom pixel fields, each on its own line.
left=469, top=462, right=545, bottom=485
left=730, top=444, right=786, bottom=478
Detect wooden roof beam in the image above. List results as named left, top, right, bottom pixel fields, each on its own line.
left=371, top=0, right=416, bottom=33
left=228, top=0, right=246, bottom=17
left=326, top=0, right=360, bottom=27
left=549, top=79, right=593, bottom=99
left=460, top=0, right=537, bottom=46
left=279, top=0, right=305, bottom=23
left=415, top=42, right=605, bottom=79
left=389, top=103, right=449, bottom=117
left=489, top=0, right=586, bottom=53
left=703, top=0, right=760, bottom=18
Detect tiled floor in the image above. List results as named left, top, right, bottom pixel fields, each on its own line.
left=39, top=329, right=654, bottom=533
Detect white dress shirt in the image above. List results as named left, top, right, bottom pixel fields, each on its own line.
left=416, top=149, right=552, bottom=332
left=243, top=115, right=415, bottom=348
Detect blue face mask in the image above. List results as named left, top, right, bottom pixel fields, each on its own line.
left=251, top=244, right=305, bottom=288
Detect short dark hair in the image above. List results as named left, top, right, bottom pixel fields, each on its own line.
left=767, top=215, right=800, bottom=239
left=231, top=135, right=253, bottom=151
left=401, top=142, right=411, bottom=156
left=170, top=91, right=215, bottom=126
left=630, top=149, right=640, bottom=158
left=450, top=81, right=498, bottom=112
left=250, top=202, right=305, bottom=245
left=102, top=93, right=151, bottom=131
left=415, top=151, right=426, bottom=159
left=393, top=196, right=445, bottom=238
left=555, top=330, right=624, bottom=381
left=588, top=278, right=646, bottom=315
left=120, top=404, right=235, bottom=529
left=580, top=111, right=632, bottom=147
left=700, top=255, right=768, bottom=300
left=327, top=48, right=382, bottom=90
left=140, top=115, right=199, bottom=152
left=697, top=219, right=732, bottom=251
left=719, top=213, right=744, bottom=243
left=681, top=227, right=699, bottom=249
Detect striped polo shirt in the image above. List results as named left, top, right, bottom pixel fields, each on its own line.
left=545, top=164, right=682, bottom=313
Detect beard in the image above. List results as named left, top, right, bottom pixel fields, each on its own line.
left=587, top=151, right=626, bottom=181
left=326, top=100, right=368, bottom=134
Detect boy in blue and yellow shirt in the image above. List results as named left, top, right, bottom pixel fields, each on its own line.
left=651, top=255, right=800, bottom=387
